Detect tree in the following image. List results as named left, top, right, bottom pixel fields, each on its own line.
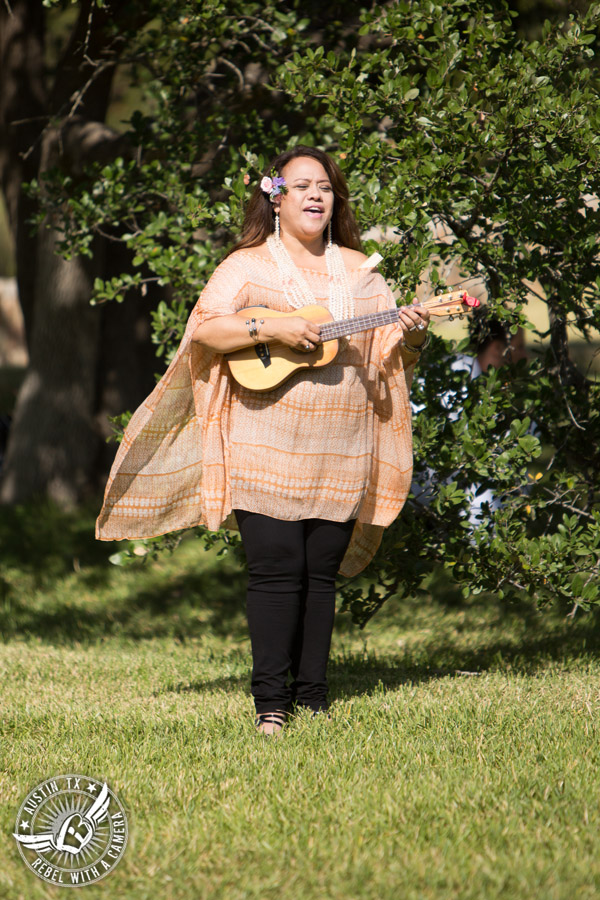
left=3, top=0, right=599, bottom=621
left=0, top=0, right=341, bottom=502
left=0, top=0, right=165, bottom=503
left=275, top=0, right=600, bottom=621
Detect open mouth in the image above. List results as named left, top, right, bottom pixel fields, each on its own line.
left=304, top=207, right=324, bottom=217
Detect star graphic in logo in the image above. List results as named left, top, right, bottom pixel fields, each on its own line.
left=13, top=774, right=129, bottom=888
left=13, top=783, right=110, bottom=856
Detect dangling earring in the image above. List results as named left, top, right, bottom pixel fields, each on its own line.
left=274, top=210, right=280, bottom=240
left=327, top=220, right=333, bottom=247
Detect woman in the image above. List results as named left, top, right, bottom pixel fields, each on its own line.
left=96, top=146, right=430, bottom=736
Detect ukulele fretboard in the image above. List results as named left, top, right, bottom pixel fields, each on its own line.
left=319, top=308, right=399, bottom=342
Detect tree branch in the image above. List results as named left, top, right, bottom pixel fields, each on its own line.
left=215, top=56, right=245, bottom=91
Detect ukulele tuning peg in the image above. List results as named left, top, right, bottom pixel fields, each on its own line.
left=448, top=315, right=454, bottom=322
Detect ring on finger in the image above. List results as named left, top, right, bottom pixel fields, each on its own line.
left=417, top=322, right=426, bottom=331
left=408, top=324, right=418, bottom=332
left=305, top=342, right=311, bottom=350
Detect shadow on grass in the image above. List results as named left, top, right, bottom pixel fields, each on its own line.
left=0, top=567, right=249, bottom=644
left=328, top=624, right=600, bottom=699
left=157, top=672, right=250, bottom=697
left=329, top=593, right=600, bottom=699
left=0, top=500, right=248, bottom=644
left=3, top=502, right=600, bottom=702
left=0, top=500, right=113, bottom=579
left=155, top=596, right=600, bottom=701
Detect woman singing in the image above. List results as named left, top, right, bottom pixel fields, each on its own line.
left=96, top=146, right=430, bottom=736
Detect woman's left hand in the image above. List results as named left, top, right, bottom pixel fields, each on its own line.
left=398, top=300, right=430, bottom=347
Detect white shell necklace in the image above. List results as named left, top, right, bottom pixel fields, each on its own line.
left=266, top=234, right=355, bottom=322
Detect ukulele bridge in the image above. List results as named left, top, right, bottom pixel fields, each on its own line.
left=255, top=343, right=271, bottom=368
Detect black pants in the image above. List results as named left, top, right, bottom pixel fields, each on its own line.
left=234, top=510, right=356, bottom=714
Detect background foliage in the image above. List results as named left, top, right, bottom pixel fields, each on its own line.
left=4, top=0, right=600, bottom=624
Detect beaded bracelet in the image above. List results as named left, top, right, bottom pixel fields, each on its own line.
left=245, top=317, right=265, bottom=342
left=403, top=333, right=431, bottom=354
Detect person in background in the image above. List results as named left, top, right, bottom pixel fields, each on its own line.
left=452, top=311, right=530, bottom=525
left=411, top=309, right=530, bottom=525
left=455, top=311, right=528, bottom=380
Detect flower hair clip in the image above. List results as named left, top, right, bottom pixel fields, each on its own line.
left=260, top=168, right=288, bottom=203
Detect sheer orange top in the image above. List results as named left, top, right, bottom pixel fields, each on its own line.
left=95, top=249, right=419, bottom=576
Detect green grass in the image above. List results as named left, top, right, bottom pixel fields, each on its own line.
left=2, top=502, right=600, bottom=900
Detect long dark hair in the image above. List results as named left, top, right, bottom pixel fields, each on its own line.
left=226, top=146, right=362, bottom=257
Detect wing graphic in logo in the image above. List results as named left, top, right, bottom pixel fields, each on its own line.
left=13, top=782, right=111, bottom=857
left=12, top=830, right=57, bottom=853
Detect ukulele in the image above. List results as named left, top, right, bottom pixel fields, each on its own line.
left=226, top=290, right=480, bottom=392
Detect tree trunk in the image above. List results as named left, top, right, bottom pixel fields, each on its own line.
left=0, top=0, right=46, bottom=343
left=548, top=301, right=588, bottom=392
left=0, top=214, right=103, bottom=505
left=0, top=2, right=120, bottom=504
left=0, top=1, right=178, bottom=504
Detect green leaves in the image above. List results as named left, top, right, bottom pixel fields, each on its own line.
left=270, top=0, right=600, bottom=623
left=30, top=0, right=600, bottom=622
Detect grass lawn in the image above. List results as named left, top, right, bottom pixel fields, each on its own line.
left=1, top=503, right=600, bottom=900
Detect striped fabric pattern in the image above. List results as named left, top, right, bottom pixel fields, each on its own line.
left=96, top=250, right=419, bottom=577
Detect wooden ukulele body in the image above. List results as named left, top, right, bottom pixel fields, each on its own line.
left=225, top=291, right=479, bottom=392
left=226, top=305, right=339, bottom=392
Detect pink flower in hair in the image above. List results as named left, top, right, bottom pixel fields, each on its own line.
left=260, top=168, right=289, bottom=202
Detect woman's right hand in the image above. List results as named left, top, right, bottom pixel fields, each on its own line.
left=266, top=315, right=322, bottom=352
left=193, top=312, right=321, bottom=354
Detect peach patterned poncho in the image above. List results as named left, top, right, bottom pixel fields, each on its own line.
left=95, top=249, right=419, bottom=576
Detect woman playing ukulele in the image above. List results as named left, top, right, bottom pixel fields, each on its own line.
left=97, top=146, right=430, bottom=735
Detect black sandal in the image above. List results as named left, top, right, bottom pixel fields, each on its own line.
left=255, top=711, right=288, bottom=735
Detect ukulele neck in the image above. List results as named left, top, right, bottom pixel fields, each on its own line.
left=319, top=308, right=399, bottom=342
